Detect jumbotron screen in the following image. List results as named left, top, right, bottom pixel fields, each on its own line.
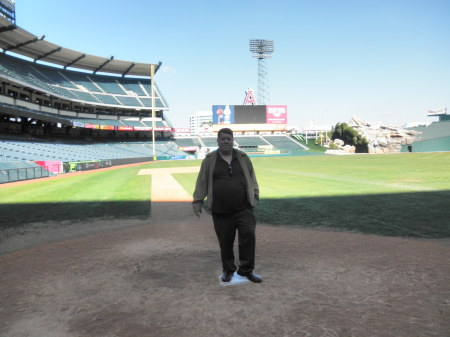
left=212, top=105, right=287, bottom=131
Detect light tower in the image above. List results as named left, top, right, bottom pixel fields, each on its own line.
left=249, top=39, right=274, bottom=105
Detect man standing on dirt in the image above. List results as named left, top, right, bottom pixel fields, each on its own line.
left=193, top=128, right=262, bottom=283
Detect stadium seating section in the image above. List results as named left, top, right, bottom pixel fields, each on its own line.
left=0, top=51, right=311, bottom=184
left=174, top=138, right=202, bottom=147
left=0, top=139, right=187, bottom=162
left=0, top=53, right=160, bottom=109
left=235, top=136, right=270, bottom=147
left=262, top=136, right=307, bottom=150
left=0, top=135, right=308, bottom=163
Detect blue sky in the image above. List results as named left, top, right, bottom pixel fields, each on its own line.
left=15, top=0, right=450, bottom=128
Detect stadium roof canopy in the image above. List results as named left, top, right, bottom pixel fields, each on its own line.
left=0, top=16, right=160, bottom=77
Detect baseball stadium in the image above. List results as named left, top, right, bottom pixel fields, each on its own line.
left=0, top=2, right=449, bottom=336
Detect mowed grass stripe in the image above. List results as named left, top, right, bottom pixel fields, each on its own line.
left=0, top=165, right=152, bottom=203
left=0, top=165, right=153, bottom=227
left=267, top=168, right=435, bottom=193
left=173, top=153, right=450, bottom=197
left=254, top=153, right=450, bottom=197
left=175, top=153, right=450, bottom=238
left=1, top=153, right=450, bottom=237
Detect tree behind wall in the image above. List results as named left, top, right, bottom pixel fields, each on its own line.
left=332, top=123, right=369, bottom=153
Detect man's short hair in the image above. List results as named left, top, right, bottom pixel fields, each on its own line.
left=217, top=128, right=233, bottom=138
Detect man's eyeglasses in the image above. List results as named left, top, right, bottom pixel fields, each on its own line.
left=228, top=164, right=232, bottom=177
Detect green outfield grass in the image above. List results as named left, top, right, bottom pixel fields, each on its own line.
left=175, top=153, right=450, bottom=238
left=1, top=153, right=449, bottom=238
left=0, top=165, right=153, bottom=228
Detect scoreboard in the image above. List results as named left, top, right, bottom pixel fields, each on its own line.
left=212, top=105, right=287, bottom=132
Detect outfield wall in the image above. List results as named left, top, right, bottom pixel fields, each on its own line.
left=401, top=137, right=450, bottom=153
left=35, top=161, right=63, bottom=174
left=0, top=162, right=53, bottom=184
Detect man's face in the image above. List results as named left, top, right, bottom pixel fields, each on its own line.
left=217, top=132, right=233, bottom=154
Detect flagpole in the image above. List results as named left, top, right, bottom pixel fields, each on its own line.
left=151, top=64, right=156, bottom=161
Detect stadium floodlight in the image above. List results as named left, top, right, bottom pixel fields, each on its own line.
left=249, top=39, right=274, bottom=105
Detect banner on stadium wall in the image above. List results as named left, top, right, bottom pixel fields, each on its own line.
left=100, top=125, right=114, bottom=130
left=155, top=127, right=172, bottom=131
left=213, top=105, right=235, bottom=125
left=35, top=160, right=62, bottom=174
left=212, top=123, right=288, bottom=132
left=266, top=105, right=288, bottom=124
left=64, top=160, right=112, bottom=172
left=134, top=126, right=152, bottom=131
left=84, top=124, right=99, bottom=129
left=117, top=126, right=134, bottom=131
left=173, top=128, right=190, bottom=133
left=179, top=146, right=198, bottom=152
left=72, top=121, right=84, bottom=127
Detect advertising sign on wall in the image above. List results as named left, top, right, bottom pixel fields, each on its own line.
left=133, top=126, right=152, bottom=131
left=173, top=128, right=190, bottom=133
left=212, top=123, right=288, bottom=132
left=266, top=105, right=287, bottom=124
left=212, top=105, right=235, bottom=125
left=72, top=121, right=84, bottom=128
left=84, top=124, right=98, bottom=129
left=427, top=108, right=447, bottom=116
left=99, top=125, right=115, bottom=130
left=117, top=126, right=134, bottom=131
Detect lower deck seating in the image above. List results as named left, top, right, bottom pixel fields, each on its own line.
left=262, top=136, right=307, bottom=150
left=0, top=140, right=188, bottom=162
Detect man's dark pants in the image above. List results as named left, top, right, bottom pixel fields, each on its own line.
left=212, top=208, right=256, bottom=275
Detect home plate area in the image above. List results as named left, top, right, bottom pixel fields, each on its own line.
left=219, top=272, right=262, bottom=286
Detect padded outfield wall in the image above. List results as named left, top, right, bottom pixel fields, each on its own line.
left=401, top=137, right=450, bottom=153
left=401, top=119, right=450, bottom=153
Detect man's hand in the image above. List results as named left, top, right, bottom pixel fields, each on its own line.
left=194, top=208, right=202, bottom=217
left=193, top=201, right=203, bottom=218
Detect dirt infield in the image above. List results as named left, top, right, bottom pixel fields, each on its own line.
left=0, top=167, right=449, bottom=337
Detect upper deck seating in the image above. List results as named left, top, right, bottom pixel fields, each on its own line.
left=93, top=77, right=126, bottom=95
left=93, top=94, right=120, bottom=105
left=63, top=71, right=100, bottom=92
left=122, top=81, right=147, bottom=96
left=0, top=53, right=163, bottom=109
left=71, top=90, right=100, bottom=103
left=141, top=121, right=166, bottom=128
left=139, top=97, right=165, bottom=108
left=116, top=96, right=143, bottom=107
left=33, top=67, right=78, bottom=89
left=0, top=54, right=54, bottom=93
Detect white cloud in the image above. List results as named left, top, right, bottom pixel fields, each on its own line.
left=161, top=65, right=176, bottom=73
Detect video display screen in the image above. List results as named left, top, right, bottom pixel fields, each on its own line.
left=212, top=105, right=287, bottom=125
left=234, top=105, right=267, bottom=124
